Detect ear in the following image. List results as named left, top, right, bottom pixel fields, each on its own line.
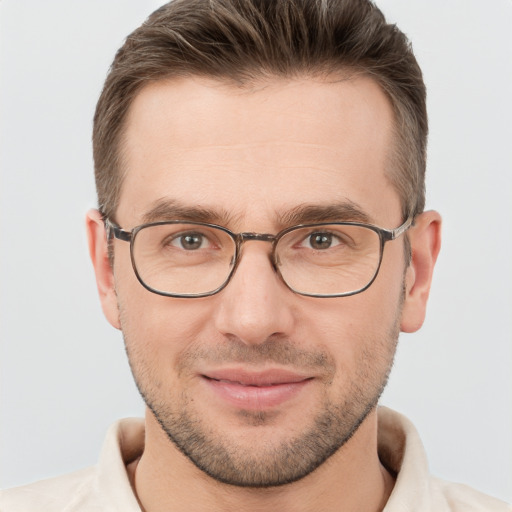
left=86, top=209, right=121, bottom=329
left=400, top=210, right=442, bottom=333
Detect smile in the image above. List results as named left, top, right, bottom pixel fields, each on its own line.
left=200, top=369, right=313, bottom=410
left=210, top=378, right=293, bottom=387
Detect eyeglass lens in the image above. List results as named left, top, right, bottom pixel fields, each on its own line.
left=131, top=222, right=382, bottom=297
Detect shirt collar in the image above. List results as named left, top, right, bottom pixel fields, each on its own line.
left=94, top=408, right=434, bottom=511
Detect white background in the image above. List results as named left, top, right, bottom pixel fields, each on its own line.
left=1, top=0, right=511, bottom=502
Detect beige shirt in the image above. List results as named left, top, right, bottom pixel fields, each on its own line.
left=1, top=407, right=510, bottom=511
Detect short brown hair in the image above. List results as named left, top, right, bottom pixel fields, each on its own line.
left=93, top=0, right=427, bottom=221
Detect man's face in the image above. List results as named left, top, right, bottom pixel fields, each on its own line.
left=98, top=76, right=413, bottom=486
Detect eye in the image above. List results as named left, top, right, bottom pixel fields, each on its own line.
left=169, top=232, right=210, bottom=251
left=302, top=232, right=341, bottom=250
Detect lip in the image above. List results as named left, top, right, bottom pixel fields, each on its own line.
left=200, top=368, right=313, bottom=410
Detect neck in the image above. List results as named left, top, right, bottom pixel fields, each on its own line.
left=131, top=408, right=394, bottom=512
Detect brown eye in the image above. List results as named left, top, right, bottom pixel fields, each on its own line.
left=170, top=232, right=208, bottom=250
left=306, top=232, right=339, bottom=250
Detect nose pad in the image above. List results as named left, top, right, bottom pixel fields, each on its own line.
left=229, top=237, right=279, bottom=281
left=272, top=251, right=282, bottom=269
left=213, top=244, right=294, bottom=345
left=229, top=242, right=280, bottom=290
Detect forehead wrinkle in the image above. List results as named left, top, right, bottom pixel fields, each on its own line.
left=166, top=141, right=344, bottom=151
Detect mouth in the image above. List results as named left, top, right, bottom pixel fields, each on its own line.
left=200, top=369, right=313, bottom=410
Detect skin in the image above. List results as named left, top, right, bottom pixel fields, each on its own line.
left=87, top=76, right=441, bottom=512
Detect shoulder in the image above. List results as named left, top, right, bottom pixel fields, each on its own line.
left=0, top=418, right=144, bottom=512
left=377, top=407, right=511, bottom=511
left=430, top=478, right=512, bottom=512
left=0, top=467, right=99, bottom=512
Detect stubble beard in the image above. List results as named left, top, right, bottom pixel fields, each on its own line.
left=122, top=313, right=401, bottom=488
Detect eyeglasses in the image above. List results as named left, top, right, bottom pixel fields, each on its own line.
left=105, top=216, right=413, bottom=298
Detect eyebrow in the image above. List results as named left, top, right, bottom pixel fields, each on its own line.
left=141, top=199, right=238, bottom=226
left=277, top=201, right=372, bottom=226
left=140, top=198, right=372, bottom=228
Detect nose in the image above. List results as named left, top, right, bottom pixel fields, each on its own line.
left=213, top=243, right=295, bottom=345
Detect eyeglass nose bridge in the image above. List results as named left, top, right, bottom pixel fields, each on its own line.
left=236, top=232, right=277, bottom=244
left=232, top=232, right=281, bottom=272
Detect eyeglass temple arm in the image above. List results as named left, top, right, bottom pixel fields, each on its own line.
left=388, top=215, right=414, bottom=240
left=104, top=218, right=132, bottom=242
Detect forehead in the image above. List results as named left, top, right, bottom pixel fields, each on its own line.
left=118, top=76, right=399, bottom=228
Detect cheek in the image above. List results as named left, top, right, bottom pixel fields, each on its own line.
left=115, top=256, right=220, bottom=377
left=301, top=268, right=404, bottom=365
left=114, top=246, right=198, bottom=340
left=117, top=295, right=208, bottom=398
left=119, top=292, right=208, bottom=351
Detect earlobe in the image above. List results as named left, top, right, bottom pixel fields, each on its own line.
left=400, top=210, right=442, bottom=333
left=86, top=209, right=121, bottom=330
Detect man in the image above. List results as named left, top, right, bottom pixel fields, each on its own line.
left=1, top=0, right=510, bottom=510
